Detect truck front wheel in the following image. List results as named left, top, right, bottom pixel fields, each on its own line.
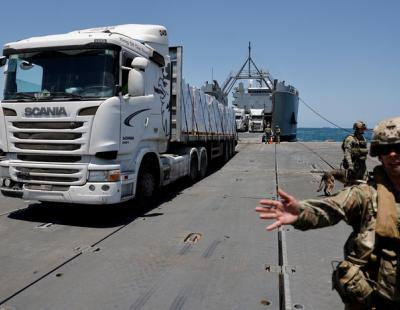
left=136, top=163, right=157, bottom=208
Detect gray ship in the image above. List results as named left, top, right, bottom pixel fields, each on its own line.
left=222, top=43, right=299, bottom=141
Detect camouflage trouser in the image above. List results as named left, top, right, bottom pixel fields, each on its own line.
left=344, top=299, right=373, bottom=310
left=346, top=160, right=367, bottom=185
left=344, top=294, right=399, bottom=310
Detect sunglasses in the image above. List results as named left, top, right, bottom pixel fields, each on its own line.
left=376, top=144, right=400, bottom=156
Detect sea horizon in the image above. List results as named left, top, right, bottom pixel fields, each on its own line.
left=296, top=127, right=372, bottom=142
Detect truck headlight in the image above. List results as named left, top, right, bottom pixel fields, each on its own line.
left=88, top=170, right=120, bottom=182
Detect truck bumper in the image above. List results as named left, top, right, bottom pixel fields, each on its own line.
left=0, top=159, right=135, bottom=205
left=1, top=182, right=126, bottom=205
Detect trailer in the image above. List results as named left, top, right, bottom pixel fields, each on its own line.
left=0, top=24, right=237, bottom=205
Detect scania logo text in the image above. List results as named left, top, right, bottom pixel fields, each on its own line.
left=25, top=107, right=67, bottom=117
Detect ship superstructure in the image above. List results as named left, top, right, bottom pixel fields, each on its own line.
left=222, top=43, right=299, bottom=141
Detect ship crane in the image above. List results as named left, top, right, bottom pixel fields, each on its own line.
left=221, top=42, right=275, bottom=97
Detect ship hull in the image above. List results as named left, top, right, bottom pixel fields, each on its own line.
left=272, top=90, right=299, bottom=141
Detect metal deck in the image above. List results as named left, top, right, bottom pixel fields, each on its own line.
left=0, top=136, right=379, bottom=310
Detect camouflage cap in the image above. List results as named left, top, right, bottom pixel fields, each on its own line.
left=370, top=117, right=400, bottom=156
left=353, top=121, right=367, bottom=130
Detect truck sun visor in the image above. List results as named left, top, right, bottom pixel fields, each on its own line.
left=150, top=50, right=165, bottom=67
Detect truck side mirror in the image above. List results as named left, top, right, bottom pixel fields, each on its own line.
left=0, top=56, right=6, bottom=68
left=128, top=57, right=149, bottom=97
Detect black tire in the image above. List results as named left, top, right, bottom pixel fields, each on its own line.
left=136, top=163, right=157, bottom=208
left=224, top=141, right=230, bottom=162
left=189, top=154, right=199, bottom=182
left=199, top=151, right=208, bottom=179
left=226, top=140, right=231, bottom=159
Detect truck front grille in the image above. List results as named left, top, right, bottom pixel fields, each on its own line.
left=10, top=164, right=87, bottom=186
left=15, top=167, right=80, bottom=174
left=6, top=119, right=90, bottom=186
left=9, top=121, right=87, bottom=153
left=15, top=143, right=81, bottom=151
left=14, top=132, right=82, bottom=140
left=17, top=155, right=82, bottom=163
left=12, top=122, right=84, bottom=129
left=15, top=174, right=80, bottom=183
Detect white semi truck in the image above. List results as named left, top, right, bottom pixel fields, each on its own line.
left=248, top=109, right=264, bottom=132
left=0, top=24, right=237, bottom=205
left=233, top=107, right=248, bottom=132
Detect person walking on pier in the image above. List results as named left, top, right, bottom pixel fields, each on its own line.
left=263, top=123, right=272, bottom=144
left=256, top=117, right=400, bottom=310
left=274, top=125, right=281, bottom=143
left=342, top=121, right=368, bottom=185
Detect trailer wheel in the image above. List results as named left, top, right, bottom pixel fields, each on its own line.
left=224, top=141, right=230, bottom=162
left=230, top=139, right=235, bottom=156
left=199, top=151, right=208, bottom=179
left=229, top=140, right=234, bottom=158
left=189, top=154, right=199, bottom=182
left=228, top=140, right=232, bottom=157
left=136, top=163, right=157, bottom=208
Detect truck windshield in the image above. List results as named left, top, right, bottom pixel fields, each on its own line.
left=3, top=49, right=118, bottom=100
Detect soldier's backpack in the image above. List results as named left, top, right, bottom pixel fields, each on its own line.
left=341, top=134, right=353, bottom=152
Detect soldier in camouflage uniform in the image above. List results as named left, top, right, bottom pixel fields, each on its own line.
left=342, top=121, right=369, bottom=185
left=274, top=125, right=281, bottom=144
left=263, top=123, right=272, bottom=144
left=256, top=117, right=400, bottom=310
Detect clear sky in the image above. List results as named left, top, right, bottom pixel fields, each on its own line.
left=0, top=0, right=399, bottom=128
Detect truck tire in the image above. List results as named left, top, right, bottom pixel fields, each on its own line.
left=189, top=154, right=199, bottom=182
left=199, top=151, right=208, bottom=179
left=224, top=141, right=230, bottom=162
left=230, top=139, right=235, bottom=156
left=136, top=163, right=157, bottom=208
left=226, top=140, right=232, bottom=159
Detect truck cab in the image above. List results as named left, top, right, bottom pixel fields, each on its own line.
left=0, top=25, right=172, bottom=204
left=248, top=109, right=264, bottom=132
left=234, top=108, right=248, bottom=132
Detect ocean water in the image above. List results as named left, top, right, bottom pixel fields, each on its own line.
left=297, top=128, right=373, bottom=142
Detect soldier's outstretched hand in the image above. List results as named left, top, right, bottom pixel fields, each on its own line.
left=255, top=189, right=301, bottom=231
